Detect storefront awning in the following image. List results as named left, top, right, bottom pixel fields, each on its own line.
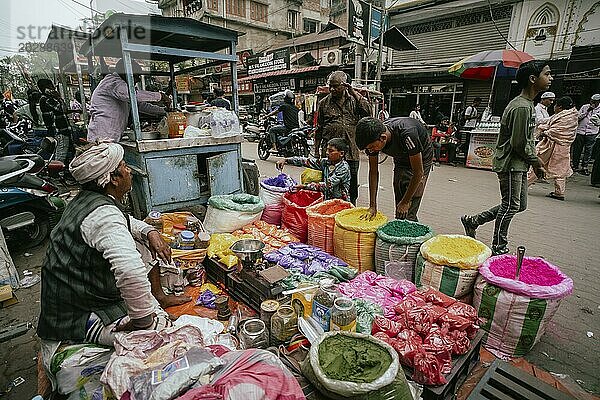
left=239, top=66, right=320, bottom=82
left=372, top=26, right=418, bottom=51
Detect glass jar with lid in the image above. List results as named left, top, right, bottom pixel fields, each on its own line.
left=177, top=231, right=196, bottom=250
left=239, top=318, right=269, bottom=349
left=271, top=305, right=298, bottom=344
left=330, top=297, right=357, bottom=332
left=144, top=210, right=163, bottom=232
left=311, top=283, right=337, bottom=331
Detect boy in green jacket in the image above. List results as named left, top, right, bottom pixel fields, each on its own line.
left=461, top=60, right=552, bottom=255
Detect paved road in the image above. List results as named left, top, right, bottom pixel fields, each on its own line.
left=244, top=141, right=600, bottom=394
left=1, top=141, right=598, bottom=399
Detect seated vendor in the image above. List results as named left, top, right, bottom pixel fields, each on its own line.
left=431, top=117, right=458, bottom=166
left=37, top=143, right=191, bottom=378
left=276, top=137, right=351, bottom=201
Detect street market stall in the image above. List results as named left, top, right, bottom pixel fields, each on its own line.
left=79, top=14, right=245, bottom=218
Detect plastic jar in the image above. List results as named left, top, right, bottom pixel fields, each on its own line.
left=271, top=305, right=298, bottom=344
left=195, top=231, right=211, bottom=249
left=167, top=112, right=187, bottom=138
left=178, top=231, right=196, bottom=250
left=311, top=283, right=337, bottom=331
left=330, top=297, right=357, bottom=332
left=186, top=216, right=200, bottom=233
left=239, top=318, right=269, bottom=349
left=172, top=224, right=186, bottom=237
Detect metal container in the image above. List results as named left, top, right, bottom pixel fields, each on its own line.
left=230, top=239, right=265, bottom=266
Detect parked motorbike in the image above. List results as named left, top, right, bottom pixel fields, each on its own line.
left=257, top=122, right=311, bottom=160
left=0, top=157, right=65, bottom=248
left=243, top=113, right=267, bottom=142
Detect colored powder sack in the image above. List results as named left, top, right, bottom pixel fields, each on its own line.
left=335, top=208, right=388, bottom=231
left=381, top=220, right=430, bottom=238
left=488, top=256, right=564, bottom=286
left=318, top=334, right=392, bottom=383
left=263, top=173, right=295, bottom=188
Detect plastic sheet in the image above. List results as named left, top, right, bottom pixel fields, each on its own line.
left=204, top=194, right=264, bottom=233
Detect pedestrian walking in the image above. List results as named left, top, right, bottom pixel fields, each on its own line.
left=461, top=60, right=552, bottom=255
left=571, top=94, right=600, bottom=176
left=527, top=96, right=578, bottom=200
left=356, top=116, right=433, bottom=221
left=315, top=71, right=372, bottom=204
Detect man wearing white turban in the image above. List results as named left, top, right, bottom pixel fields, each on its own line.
left=38, top=143, right=190, bottom=355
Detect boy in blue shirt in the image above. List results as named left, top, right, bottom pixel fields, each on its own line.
left=276, top=138, right=351, bottom=201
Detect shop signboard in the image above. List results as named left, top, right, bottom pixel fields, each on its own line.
left=466, top=132, right=497, bottom=170
left=347, top=0, right=370, bottom=45
left=299, top=76, right=327, bottom=90
left=370, top=7, right=384, bottom=45
left=247, top=49, right=290, bottom=76
left=254, top=78, right=296, bottom=94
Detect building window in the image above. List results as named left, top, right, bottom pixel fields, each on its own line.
left=303, top=18, right=319, bottom=33
left=226, top=0, right=246, bottom=17
left=287, top=10, right=300, bottom=30
left=206, top=0, right=218, bottom=11
left=250, top=1, right=268, bottom=22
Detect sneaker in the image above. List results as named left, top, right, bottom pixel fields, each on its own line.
left=460, top=215, right=477, bottom=238
left=546, top=192, right=565, bottom=201
left=492, top=247, right=510, bottom=256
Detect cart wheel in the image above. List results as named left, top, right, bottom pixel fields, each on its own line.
left=257, top=138, right=270, bottom=160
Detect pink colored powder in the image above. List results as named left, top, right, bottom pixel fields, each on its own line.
left=488, top=256, right=564, bottom=286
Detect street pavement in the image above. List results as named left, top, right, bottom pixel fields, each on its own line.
left=243, top=141, right=600, bottom=394
left=0, top=141, right=598, bottom=399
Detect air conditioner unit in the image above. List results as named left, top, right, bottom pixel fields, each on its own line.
left=321, top=49, right=342, bottom=66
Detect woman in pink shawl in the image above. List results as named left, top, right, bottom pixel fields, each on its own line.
left=528, top=96, right=578, bottom=200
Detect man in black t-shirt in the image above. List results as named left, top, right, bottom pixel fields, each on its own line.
left=356, top=117, right=433, bottom=221
left=210, top=87, right=232, bottom=110
left=267, top=90, right=299, bottom=149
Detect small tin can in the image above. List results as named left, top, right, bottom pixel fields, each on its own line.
left=260, top=299, right=280, bottom=327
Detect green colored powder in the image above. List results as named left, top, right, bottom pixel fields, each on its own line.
left=318, top=335, right=392, bottom=383
left=381, top=220, right=430, bottom=238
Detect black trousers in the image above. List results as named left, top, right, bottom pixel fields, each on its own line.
left=348, top=160, right=359, bottom=205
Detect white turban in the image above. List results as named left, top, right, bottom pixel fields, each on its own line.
left=69, top=143, right=124, bottom=187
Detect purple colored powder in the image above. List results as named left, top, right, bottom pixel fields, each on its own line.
left=262, top=174, right=295, bottom=188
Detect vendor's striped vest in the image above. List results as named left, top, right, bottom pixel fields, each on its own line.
left=37, top=190, right=128, bottom=341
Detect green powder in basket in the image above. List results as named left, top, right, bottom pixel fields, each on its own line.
left=318, top=335, right=392, bottom=383
left=381, top=220, right=430, bottom=238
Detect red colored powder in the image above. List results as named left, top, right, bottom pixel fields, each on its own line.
left=488, top=256, right=564, bottom=286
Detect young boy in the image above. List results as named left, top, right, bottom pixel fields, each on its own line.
left=461, top=60, right=552, bottom=255
left=276, top=138, right=351, bottom=201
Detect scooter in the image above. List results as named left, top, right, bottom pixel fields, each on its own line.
left=257, top=124, right=311, bottom=160
left=0, top=157, right=65, bottom=248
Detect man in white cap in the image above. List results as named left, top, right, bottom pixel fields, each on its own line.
left=572, top=94, right=600, bottom=175
left=37, top=143, right=190, bottom=353
left=535, top=91, right=555, bottom=126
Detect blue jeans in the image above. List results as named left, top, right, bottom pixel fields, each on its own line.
left=470, top=171, right=528, bottom=252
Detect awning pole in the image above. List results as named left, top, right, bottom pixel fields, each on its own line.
left=488, top=65, right=497, bottom=110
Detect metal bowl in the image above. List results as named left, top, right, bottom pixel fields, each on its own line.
left=230, top=239, right=265, bottom=264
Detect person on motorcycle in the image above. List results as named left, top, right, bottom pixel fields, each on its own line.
left=38, top=79, right=74, bottom=164
left=267, top=90, right=299, bottom=151
left=13, top=88, right=46, bottom=136
left=276, top=137, right=351, bottom=201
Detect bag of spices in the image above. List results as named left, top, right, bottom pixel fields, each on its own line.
left=375, top=220, right=434, bottom=279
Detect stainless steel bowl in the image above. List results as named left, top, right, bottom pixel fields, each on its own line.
left=230, top=239, right=265, bottom=264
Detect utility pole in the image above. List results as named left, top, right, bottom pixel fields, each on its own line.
left=355, top=44, right=363, bottom=84
left=375, top=7, right=386, bottom=92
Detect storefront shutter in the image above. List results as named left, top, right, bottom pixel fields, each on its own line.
left=391, top=18, right=511, bottom=66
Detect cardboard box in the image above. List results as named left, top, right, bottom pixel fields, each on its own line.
left=0, top=285, right=13, bottom=302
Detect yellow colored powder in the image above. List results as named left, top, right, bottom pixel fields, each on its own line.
left=421, top=234, right=491, bottom=269
left=335, top=208, right=388, bottom=232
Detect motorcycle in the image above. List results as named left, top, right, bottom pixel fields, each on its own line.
left=257, top=121, right=311, bottom=160
left=242, top=113, right=267, bottom=142
left=0, top=157, right=65, bottom=248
